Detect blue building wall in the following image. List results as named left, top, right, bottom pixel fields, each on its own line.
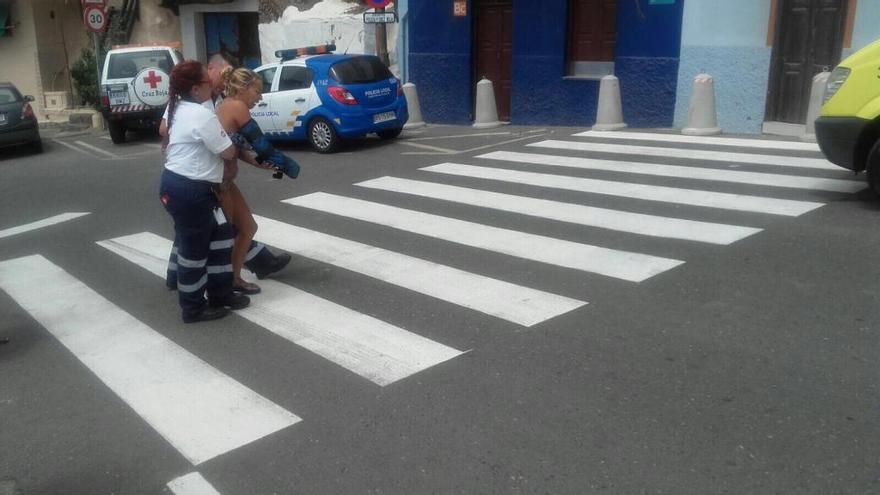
left=408, top=0, right=684, bottom=127
left=674, top=0, right=880, bottom=135
left=673, top=0, right=773, bottom=134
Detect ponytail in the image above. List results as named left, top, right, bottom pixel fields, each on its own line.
left=166, top=60, right=206, bottom=136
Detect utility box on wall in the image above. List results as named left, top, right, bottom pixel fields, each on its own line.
left=44, top=91, right=70, bottom=110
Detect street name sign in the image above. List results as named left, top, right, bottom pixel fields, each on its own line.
left=364, top=11, right=397, bottom=23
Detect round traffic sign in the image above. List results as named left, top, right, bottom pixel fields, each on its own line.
left=83, top=5, right=107, bottom=32
left=365, top=0, right=393, bottom=8
left=133, top=68, right=170, bottom=106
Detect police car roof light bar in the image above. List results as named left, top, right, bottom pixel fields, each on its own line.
left=275, top=44, right=337, bottom=62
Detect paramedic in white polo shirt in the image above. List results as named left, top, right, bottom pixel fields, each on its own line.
left=159, top=60, right=249, bottom=323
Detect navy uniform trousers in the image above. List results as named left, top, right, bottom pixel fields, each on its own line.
left=159, top=169, right=235, bottom=319
left=165, top=238, right=277, bottom=287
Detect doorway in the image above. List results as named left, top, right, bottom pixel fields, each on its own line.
left=474, top=0, right=513, bottom=121
left=766, top=0, right=847, bottom=124
left=203, top=12, right=262, bottom=69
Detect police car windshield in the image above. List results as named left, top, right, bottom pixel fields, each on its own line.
left=329, top=57, right=392, bottom=84
left=108, top=50, right=174, bottom=79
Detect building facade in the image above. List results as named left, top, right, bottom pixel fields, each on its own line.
left=0, top=0, right=90, bottom=118
left=408, top=0, right=685, bottom=127
left=409, top=0, right=880, bottom=134
left=674, top=0, right=880, bottom=135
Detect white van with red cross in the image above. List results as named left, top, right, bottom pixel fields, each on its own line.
left=100, top=44, right=183, bottom=144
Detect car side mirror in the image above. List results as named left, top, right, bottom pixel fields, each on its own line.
left=24, top=95, right=35, bottom=102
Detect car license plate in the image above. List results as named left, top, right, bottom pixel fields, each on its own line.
left=0, top=113, right=6, bottom=125
left=373, top=111, right=396, bottom=124
left=109, top=91, right=130, bottom=106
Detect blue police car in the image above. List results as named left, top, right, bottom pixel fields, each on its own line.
left=251, top=45, right=408, bottom=153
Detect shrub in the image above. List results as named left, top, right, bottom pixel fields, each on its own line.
left=71, top=47, right=102, bottom=109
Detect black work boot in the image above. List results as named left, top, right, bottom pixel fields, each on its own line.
left=254, top=253, right=292, bottom=280
left=182, top=306, right=229, bottom=324
left=209, top=293, right=251, bottom=310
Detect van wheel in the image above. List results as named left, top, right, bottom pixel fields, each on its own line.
left=308, top=117, right=340, bottom=153
left=866, top=139, right=880, bottom=196
left=109, top=120, right=126, bottom=144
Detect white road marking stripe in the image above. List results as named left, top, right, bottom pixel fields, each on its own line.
left=99, top=233, right=465, bottom=386
left=250, top=215, right=585, bottom=327
left=574, top=130, right=821, bottom=152
left=356, top=176, right=761, bottom=245
left=167, top=472, right=222, bottom=495
left=422, top=163, right=823, bottom=217
left=53, top=139, right=98, bottom=158
left=528, top=140, right=839, bottom=170
left=0, top=255, right=300, bottom=465
left=284, top=193, right=684, bottom=283
left=477, top=150, right=863, bottom=193
left=0, top=212, right=90, bottom=240
left=74, top=140, right=119, bottom=159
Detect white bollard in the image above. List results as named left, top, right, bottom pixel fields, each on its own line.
left=473, top=78, right=502, bottom=129
left=592, top=75, right=627, bottom=131
left=802, top=71, right=830, bottom=142
left=682, top=73, right=721, bottom=136
left=402, top=82, right=426, bottom=129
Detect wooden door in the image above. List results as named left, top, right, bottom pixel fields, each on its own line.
left=766, top=0, right=847, bottom=124
left=568, top=0, right=617, bottom=62
left=474, top=0, right=513, bottom=121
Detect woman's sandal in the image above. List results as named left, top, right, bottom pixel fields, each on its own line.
left=233, top=280, right=262, bottom=295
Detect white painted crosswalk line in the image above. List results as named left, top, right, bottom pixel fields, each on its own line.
left=98, top=233, right=465, bottom=386
left=250, top=215, right=586, bottom=327
left=284, top=193, right=684, bottom=283
left=167, top=473, right=222, bottom=495
left=573, top=130, right=821, bottom=152
left=356, top=176, right=761, bottom=245
left=0, top=212, right=90, bottom=240
left=478, top=150, right=863, bottom=193
left=0, top=254, right=300, bottom=466
left=423, top=163, right=824, bottom=217
left=528, top=140, right=840, bottom=171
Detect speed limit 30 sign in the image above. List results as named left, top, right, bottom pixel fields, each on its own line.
left=83, top=5, right=107, bottom=33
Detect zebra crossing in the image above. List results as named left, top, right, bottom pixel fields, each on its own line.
left=0, top=129, right=865, bottom=475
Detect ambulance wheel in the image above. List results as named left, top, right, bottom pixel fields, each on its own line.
left=377, top=127, right=403, bottom=140
left=308, top=117, right=339, bottom=154
left=109, top=121, right=126, bottom=144
left=867, top=139, right=880, bottom=196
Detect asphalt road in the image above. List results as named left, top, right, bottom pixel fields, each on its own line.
left=1, top=124, right=879, bottom=494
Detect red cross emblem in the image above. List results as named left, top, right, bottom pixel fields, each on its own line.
left=143, top=70, right=163, bottom=89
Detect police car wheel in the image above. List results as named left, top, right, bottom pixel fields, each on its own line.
left=377, top=128, right=403, bottom=140
left=308, top=117, right=339, bottom=154
left=866, top=139, right=880, bottom=196
left=109, top=120, right=126, bottom=144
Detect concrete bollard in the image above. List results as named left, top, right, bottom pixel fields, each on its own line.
left=592, top=75, right=627, bottom=131
left=682, top=73, right=721, bottom=136
left=92, top=112, right=105, bottom=130
left=473, top=78, right=502, bottom=129
left=402, top=82, right=426, bottom=129
left=802, top=71, right=830, bottom=142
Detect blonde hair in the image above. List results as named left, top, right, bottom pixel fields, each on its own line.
left=221, top=67, right=261, bottom=97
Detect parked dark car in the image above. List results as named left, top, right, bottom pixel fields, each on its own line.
left=0, top=82, right=42, bottom=153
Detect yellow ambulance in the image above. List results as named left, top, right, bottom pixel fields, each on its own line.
left=816, top=39, right=880, bottom=193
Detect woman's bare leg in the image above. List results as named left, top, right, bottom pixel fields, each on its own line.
left=218, top=182, right=259, bottom=291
